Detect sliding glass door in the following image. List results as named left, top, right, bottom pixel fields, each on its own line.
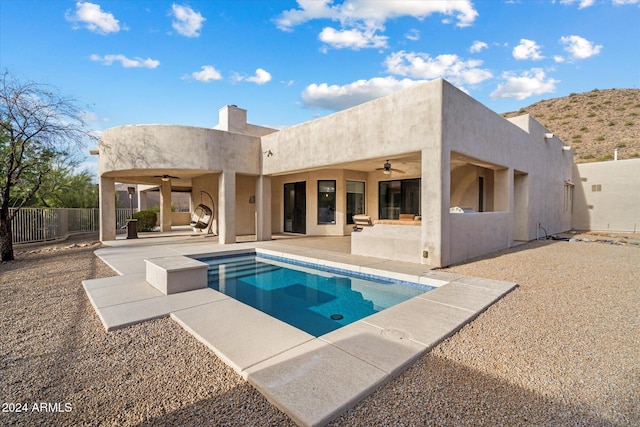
left=378, top=178, right=420, bottom=219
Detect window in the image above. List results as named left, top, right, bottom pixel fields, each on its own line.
left=346, top=181, right=365, bottom=224
left=378, top=179, right=420, bottom=219
left=318, top=180, right=336, bottom=224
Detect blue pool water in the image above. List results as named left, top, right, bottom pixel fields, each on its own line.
left=196, top=252, right=433, bottom=337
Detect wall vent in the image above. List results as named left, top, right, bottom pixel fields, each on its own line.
left=591, top=184, right=602, bottom=192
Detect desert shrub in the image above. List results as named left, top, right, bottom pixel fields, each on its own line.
left=624, top=120, right=635, bottom=126
left=616, top=142, right=627, bottom=148
left=572, top=134, right=582, bottom=140
left=631, top=152, right=640, bottom=158
left=596, top=135, right=605, bottom=141
left=587, top=112, right=597, bottom=118
left=608, top=121, right=616, bottom=126
left=580, top=126, right=589, bottom=132
left=133, top=210, right=158, bottom=232
left=581, top=153, right=595, bottom=160
left=597, top=154, right=614, bottom=162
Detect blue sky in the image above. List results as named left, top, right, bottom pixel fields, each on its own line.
left=1, top=0, right=639, bottom=174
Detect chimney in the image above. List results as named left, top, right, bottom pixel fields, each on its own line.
left=217, top=104, right=247, bottom=134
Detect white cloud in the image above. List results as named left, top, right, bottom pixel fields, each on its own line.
left=513, top=39, right=544, bottom=60
left=171, top=4, right=205, bottom=37
left=276, top=0, right=478, bottom=30
left=301, top=77, right=423, bottom=110
left=65, top=2, right=121, bottom=34
left=561, top=0, right=640, bottom=5
left=233, top=68, right=272, bottom=85
left=469, top=40, right=488, bottom=53
left=90, top=54, right=160, bottom=69
left=490, top=68, right=558, bottom=100
left=560, top=35, right=602, bottom=59
left=189, top=65, right=222, bottom=82
left=560, top=0, right=596, bottom=8
left=80, top=111, right=110, bottom=123
left=384, top=50, right=493, bottom=87
left=554, top=55, right=566, bottom=63
left=275, top=0, right=477, bottom=50
left=319, top=26, right=388, bottom=50
left=406, top=29, right=420, bottom=41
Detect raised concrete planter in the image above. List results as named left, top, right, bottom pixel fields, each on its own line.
left=145, top=256, right=208, bottom=295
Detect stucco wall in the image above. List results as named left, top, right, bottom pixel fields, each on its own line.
left=441, top=81, right=573, bottom=238
left=351, top=224, right=422, bottom=263
left=236, top=174, right=257, bottom=235
left=448, top=212, right=511, bottom=265
left=450, top=163, right=497, bottom=211
left=572, top=158, right=640, bottom=232
left=189, top=173, right=256, bottom=235
left=99, top=124, right=261, bottom=176
left=261, top=80, right=444, bottom=176
left=439, top=81, right=574, bottom=266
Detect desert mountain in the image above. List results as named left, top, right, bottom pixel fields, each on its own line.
left=502, top=88, right=640, bottom=163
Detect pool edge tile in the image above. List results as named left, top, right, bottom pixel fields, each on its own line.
left=245, top=339, right=388, bottom=427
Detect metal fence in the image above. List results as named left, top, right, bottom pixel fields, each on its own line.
left=10, top=208, right=135, bottom=244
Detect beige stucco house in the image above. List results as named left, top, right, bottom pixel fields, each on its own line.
left=97, top=79, right=584, bottom=267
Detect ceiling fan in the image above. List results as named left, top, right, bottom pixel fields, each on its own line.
left=376, top=160, right=405, bottom=175
left=153, top=174, right=180, bottom=182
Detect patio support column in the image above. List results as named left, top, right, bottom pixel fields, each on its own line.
left=160, top=181, right=172, bottom=232
left=255, top=175, right=271, bottom=241
left=218, top=170, right=236, bottom=244
left=138, top=191, right=148, bottom=211
left=421, top=147, right=447, bottom=267
left=99, top=176, right=116, bottom=241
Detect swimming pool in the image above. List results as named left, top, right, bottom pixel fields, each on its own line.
left=196, top=252, right=433, bottom=336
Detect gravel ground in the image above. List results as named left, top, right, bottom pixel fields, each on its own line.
left=1, top=233, right=638, bottom=426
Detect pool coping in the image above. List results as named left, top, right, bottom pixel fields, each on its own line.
left=83, top=241, right=517, bottom=427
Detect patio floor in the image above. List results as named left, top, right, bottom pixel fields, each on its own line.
left=83, top=233, right=516, bottom=426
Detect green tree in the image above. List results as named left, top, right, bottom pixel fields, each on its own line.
left=25, top=158, right=98, bottom=208
left=0, top=70, right=95, bottom=261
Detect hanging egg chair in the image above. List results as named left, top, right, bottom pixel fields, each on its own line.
left=190, top=190, right=215, bottom=234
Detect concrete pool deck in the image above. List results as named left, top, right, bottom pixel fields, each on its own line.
left=82, top=235, right=516, bottom=426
